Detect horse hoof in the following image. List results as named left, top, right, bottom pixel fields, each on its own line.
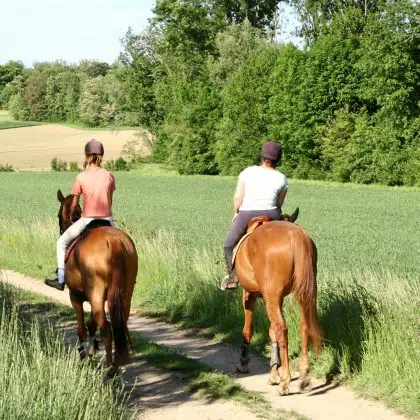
left=299, top=376, right=312, bottom=393
left=88, top=339, right=99, bottom=356
left=268, top=365, right=280, bottom=385
left=236, top=364, right=249, bottom=374
left=278, top=383, right=290, bottom=396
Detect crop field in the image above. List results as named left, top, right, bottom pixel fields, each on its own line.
left=0, top=112, right=152, bottom=170
left=0, top=171, right=419, bottom=416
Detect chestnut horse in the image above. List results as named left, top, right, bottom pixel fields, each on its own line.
left=235, top=211, right=322, bottom=396
left=56, top=190, right=138, bottom=375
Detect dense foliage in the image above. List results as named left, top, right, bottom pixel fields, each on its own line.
left=0, top=0, right=418, bottom=185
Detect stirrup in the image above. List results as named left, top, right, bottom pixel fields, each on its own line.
left=44, top=279, right=65, bottom=291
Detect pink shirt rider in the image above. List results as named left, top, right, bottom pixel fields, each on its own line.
left=71, top=167, right=115, bottom=218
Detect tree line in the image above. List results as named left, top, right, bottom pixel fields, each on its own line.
left=0, top=0, right=418, bottom=185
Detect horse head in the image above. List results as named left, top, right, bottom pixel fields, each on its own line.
left=57, top=189, right=81, bottom=234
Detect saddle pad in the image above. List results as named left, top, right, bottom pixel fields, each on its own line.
left=231, top=232, right=252, bottom=268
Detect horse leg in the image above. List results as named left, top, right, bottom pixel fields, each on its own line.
left=237, top=290, right=256, bottom=374
left=86, top=314, right=99, bottom=356
left=90, top=298, right=113, bottom=372
left=266, top=297, right=291, bottom=396
left=299, top=307, right=312, bottom=392
left=268, top=325, right=281, bottom=385
left=69, top=291, right=88, bottom=359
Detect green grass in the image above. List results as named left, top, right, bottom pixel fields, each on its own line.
left=61, top=121, right=142, bottom=131
left=0, top=110, right=10, bottom=120
left=0, top=282, right=302, bottom=420
left=0, top=120, right=42, bottom=129
left=0, top=171, right=419, bottom=417
left=0, top=279, right=130, bottom=420
left=0, top=109, right=42, bottom=129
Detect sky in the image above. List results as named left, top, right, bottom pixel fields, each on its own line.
left=0, top=0, right=156, bottom=66
left=0, top=0, right=301, bottom=67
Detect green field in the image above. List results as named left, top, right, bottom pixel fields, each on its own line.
left=0, top=120, right=42, bottom=130
left=0, top=110, right=41, bottom=129
left=1, top=171, right=419, bottom=416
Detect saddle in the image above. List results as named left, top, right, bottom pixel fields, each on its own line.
left=231, top=216, right=271, bottom=268
left=65, top=219, right=112, bottom=262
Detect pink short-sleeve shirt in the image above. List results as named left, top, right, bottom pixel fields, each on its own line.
left=71, top=167, right=115, bottom=217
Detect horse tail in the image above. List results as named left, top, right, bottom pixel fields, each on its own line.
left=291, top=229, right=323, bottom=354
left=107, top=237, right=130, bottom=366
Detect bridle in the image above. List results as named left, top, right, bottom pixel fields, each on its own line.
left=57, top=195, right=81, bottom=235
left=58, top=205, right=64, bottom=235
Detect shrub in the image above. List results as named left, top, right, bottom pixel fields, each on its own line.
left=104, top=158, right=129, bottom=171
left=0, top=163, right=15, bottom=172
left=50, top=157, right=67, bottom=172
left=69, top=161, right=80, bottom=172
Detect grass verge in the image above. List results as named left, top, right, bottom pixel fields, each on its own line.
left=0, top=279, right=130, bottom=420
left=0, top=280, right=302, bottom=420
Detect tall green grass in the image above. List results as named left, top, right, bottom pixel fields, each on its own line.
left=133, top=234, right=420, bottom=417
left=0, top=172, right=419, bottom=416
left=0, top=281, right=130, bottom=420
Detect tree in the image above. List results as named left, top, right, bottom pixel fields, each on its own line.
left=0, top=61, right=24, bottom=91
left=21, top=74, right=49, bottom=120
left=0, top=75, right=25, bottom=108
left=290, top=0, right=387, bottom=42
left=357, top=0, right=419, bottom=124
left=79, top=60, right=110, bottom=78
left=213, top=23, right=276, bottom=174
left=116, top=28, right=158, bottom=128
left=213, top=0, right=283, bottom=30
left=79, top=75, right=122, bottom=126
left=45, top=72, right=81, bottom=122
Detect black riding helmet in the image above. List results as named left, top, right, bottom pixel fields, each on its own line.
left=84, top=139, right=104, bottom=156
left=261, top=140, right=282, bottom=164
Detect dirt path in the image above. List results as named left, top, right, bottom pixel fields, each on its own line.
left=1, top=269, right=407, bottom=420
left=57, top=320, right=259, bottom=420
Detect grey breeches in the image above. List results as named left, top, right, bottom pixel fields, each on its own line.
left=224, top=208, right=282, bottom=271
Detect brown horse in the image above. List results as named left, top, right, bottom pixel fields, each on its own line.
left=235, top=211, right=322, bottom=396
left=56, top=189, right=138, bottom=375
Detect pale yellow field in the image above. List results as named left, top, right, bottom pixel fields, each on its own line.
left=0, top=124, right=152, bottom=170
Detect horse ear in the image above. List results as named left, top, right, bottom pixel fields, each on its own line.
left=57, top=189, right=65, bottom=203
left=289, top=207, right=299, bottom=223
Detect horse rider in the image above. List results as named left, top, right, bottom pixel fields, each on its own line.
left=220, top=140, right=288, bottom=291
left=45, top=139, right=116, bottom=291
